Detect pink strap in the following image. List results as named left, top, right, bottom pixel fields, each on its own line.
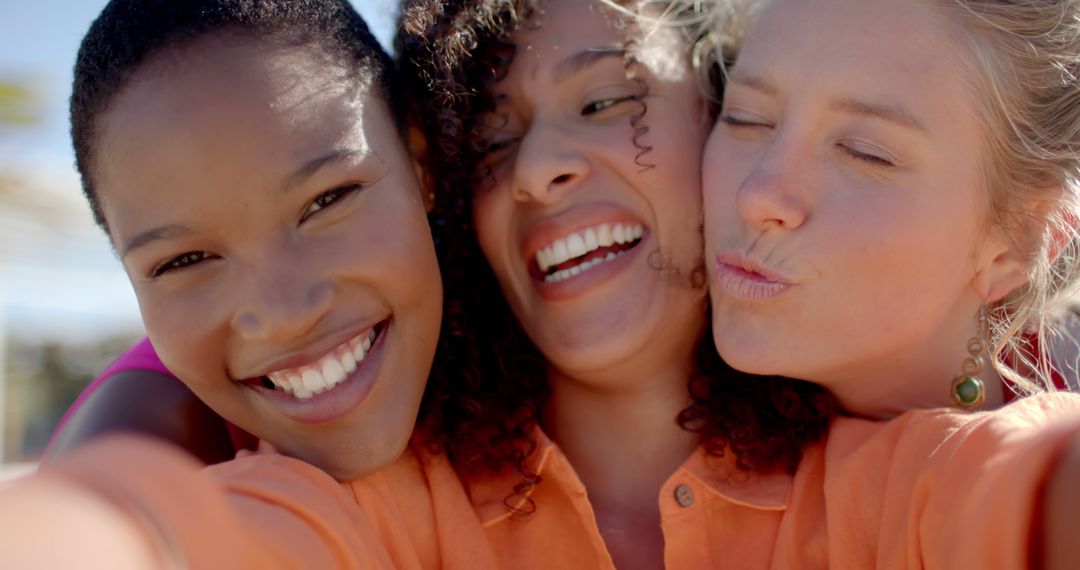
left=48, top=338, right=257, bottom=453
left=47, top=338, right=170, bottom=450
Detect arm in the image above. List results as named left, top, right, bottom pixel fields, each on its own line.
left=2, top=436, right=397, bottom=569
left=1042, top=434, right=1080, bottom=570
left=46, top=369, right=236, bottom=464
left=0, top=475, right=163, bottom=570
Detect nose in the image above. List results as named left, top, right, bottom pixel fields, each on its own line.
left=510, top=122, right=590, bottom=204
left=231, top=261, right=334, bottom=342
left=735, top=141, right=809, bottom=232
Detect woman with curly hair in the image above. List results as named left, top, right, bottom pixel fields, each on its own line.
left=32, top=0, right=833, bottom=567
left=393, top=0, right=837, bottom=565
left=10, top=0, right=1080, bottom=567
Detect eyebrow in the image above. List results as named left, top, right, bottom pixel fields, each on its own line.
left=281, top=148, right=369, bottom=194
left=829, top=98, right=929, bottom=135
left=728, top=71, right=929, bottom=134
left=121, top=148, right=370, bottom=258
left=727, top=71, right=780, bottom=97
left=552, top=47, right=626, bottom=83
left=120, top=224, right=193, bottom=258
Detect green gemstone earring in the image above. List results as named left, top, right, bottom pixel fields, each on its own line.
left=951, top=306, right=988, bottom=409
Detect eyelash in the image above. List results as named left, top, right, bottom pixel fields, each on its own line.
left=151, top=251, right=216, bottom=278
left=299, top=183, right=364, bottom=223
left=722, top=115, right=896, bottom=168
left=719, top=114, right=771, bottom=129
left=150, top=184, right=363, bottom=278
left=481, top=95, right=640, bottom=160
left=838, top=144, right=895, bottom=167
left=582, top=95, right=638, bottom=116
left=485, top=138, right=520, bottom=155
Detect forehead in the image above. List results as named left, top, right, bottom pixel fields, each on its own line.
left=99, top=34, right=366, bottom=155
left=93, top=34, right=398, bottom=233
left=508, top=0, right=622, bottom=72
left=96, top=35, right=385, bottom=179
left=506, top=0, right=688, bottom=81
left=742, top=0, right=962, bottom=84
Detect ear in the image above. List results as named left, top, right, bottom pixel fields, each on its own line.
left=1045, top=208, right=1077, bottom=266
left=973, top=234, right=1030, bottom=303
left=406, top=123, right=435, bottom=213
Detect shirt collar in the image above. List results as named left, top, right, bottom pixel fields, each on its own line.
left=464, top=427, right=794, bottom=526
left=676, top=445, right=793, bottom=511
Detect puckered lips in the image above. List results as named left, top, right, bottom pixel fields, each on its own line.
left=240, top=319, right=390, bottom=424
left=713, top=251, right=795, bottom=302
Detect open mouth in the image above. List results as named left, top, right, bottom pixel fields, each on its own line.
left=531, top=222, right=645, bottom=283
left=256, top=321, right=387, bottom=400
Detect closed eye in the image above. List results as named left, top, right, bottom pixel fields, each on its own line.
left=300, top=183, right=364, bottom=224
left=838, top=143, right=896, bottom=168
left=719, top=114, right=772, bottom=129
left=151, top=251, right=218, bottom=278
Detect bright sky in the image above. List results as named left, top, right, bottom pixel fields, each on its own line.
left=0, top=0, right=399, bottom=341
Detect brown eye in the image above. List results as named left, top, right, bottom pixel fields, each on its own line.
left=299, top=183, right=363, bottom=223
left=582, top=95, right=637, bottom=116
left=152, top=251, right=216, bottom=278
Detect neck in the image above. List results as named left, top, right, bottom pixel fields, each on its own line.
left=825, top=298, right=1005, bottom=419
left=541, top=351, right=699, bottom=511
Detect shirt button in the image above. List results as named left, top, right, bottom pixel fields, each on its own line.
left=674, top=484, right=694, bottom=508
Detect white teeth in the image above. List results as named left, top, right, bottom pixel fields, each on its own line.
left=262, top=327, right=380, bottom=399
left=287, top=374, right=303, bottom=394
left=598, top=224, right=613, bottom=247
left=552, top=240, right=570, bottom=267
left=321, top=359, right=346, bottom=389
left=584, top=228, right=598, bottom=251
left=301, top=369, right=323, bottom=392
left=544, top=249, right=627, bottom=283
left=566, top=233, right=587, bottom=259
left=613, top=225, right=626, bottom=244
left=534, top=223, right=644, bottom=274
left=341, top=350, right=356, bottom=374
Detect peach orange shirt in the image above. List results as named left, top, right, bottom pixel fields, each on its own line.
left=41, top=392, right=1080, bottom=569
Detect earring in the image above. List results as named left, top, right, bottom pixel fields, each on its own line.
left=427, top=192, right=436, bottom=202
left=951, top=305, right=989, bottom=409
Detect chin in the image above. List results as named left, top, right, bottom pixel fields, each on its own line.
left=712, top=331, right=779, bottom=376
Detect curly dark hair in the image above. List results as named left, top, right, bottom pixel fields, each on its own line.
left=396, top=0, right=839, bottom=489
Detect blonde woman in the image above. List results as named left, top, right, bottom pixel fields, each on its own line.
left=700, top=0, right=1080, bottom=566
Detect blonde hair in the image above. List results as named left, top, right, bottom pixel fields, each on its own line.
left=932, top=0, right=1080, bottom=394
left=688, top=0, right=1080, bottom=393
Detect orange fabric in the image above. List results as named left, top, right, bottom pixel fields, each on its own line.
left=37, top=392, right=1080, bottom=569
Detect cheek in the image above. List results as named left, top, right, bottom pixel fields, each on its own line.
left=133, top=285, right=226, bottom=384
left=701, top=141, right=747, bottom=234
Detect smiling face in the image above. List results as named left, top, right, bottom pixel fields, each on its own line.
left=471, top=0, right=712, bottom=381
left=93, top=34, right=442, bottom=479
left=703, top=0, right=1020, bottom=408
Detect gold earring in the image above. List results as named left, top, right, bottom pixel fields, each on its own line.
left=951, top=305, right=989, bottom=409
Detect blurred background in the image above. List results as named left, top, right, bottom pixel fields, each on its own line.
left=0, top=0, right=398, bottom=472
